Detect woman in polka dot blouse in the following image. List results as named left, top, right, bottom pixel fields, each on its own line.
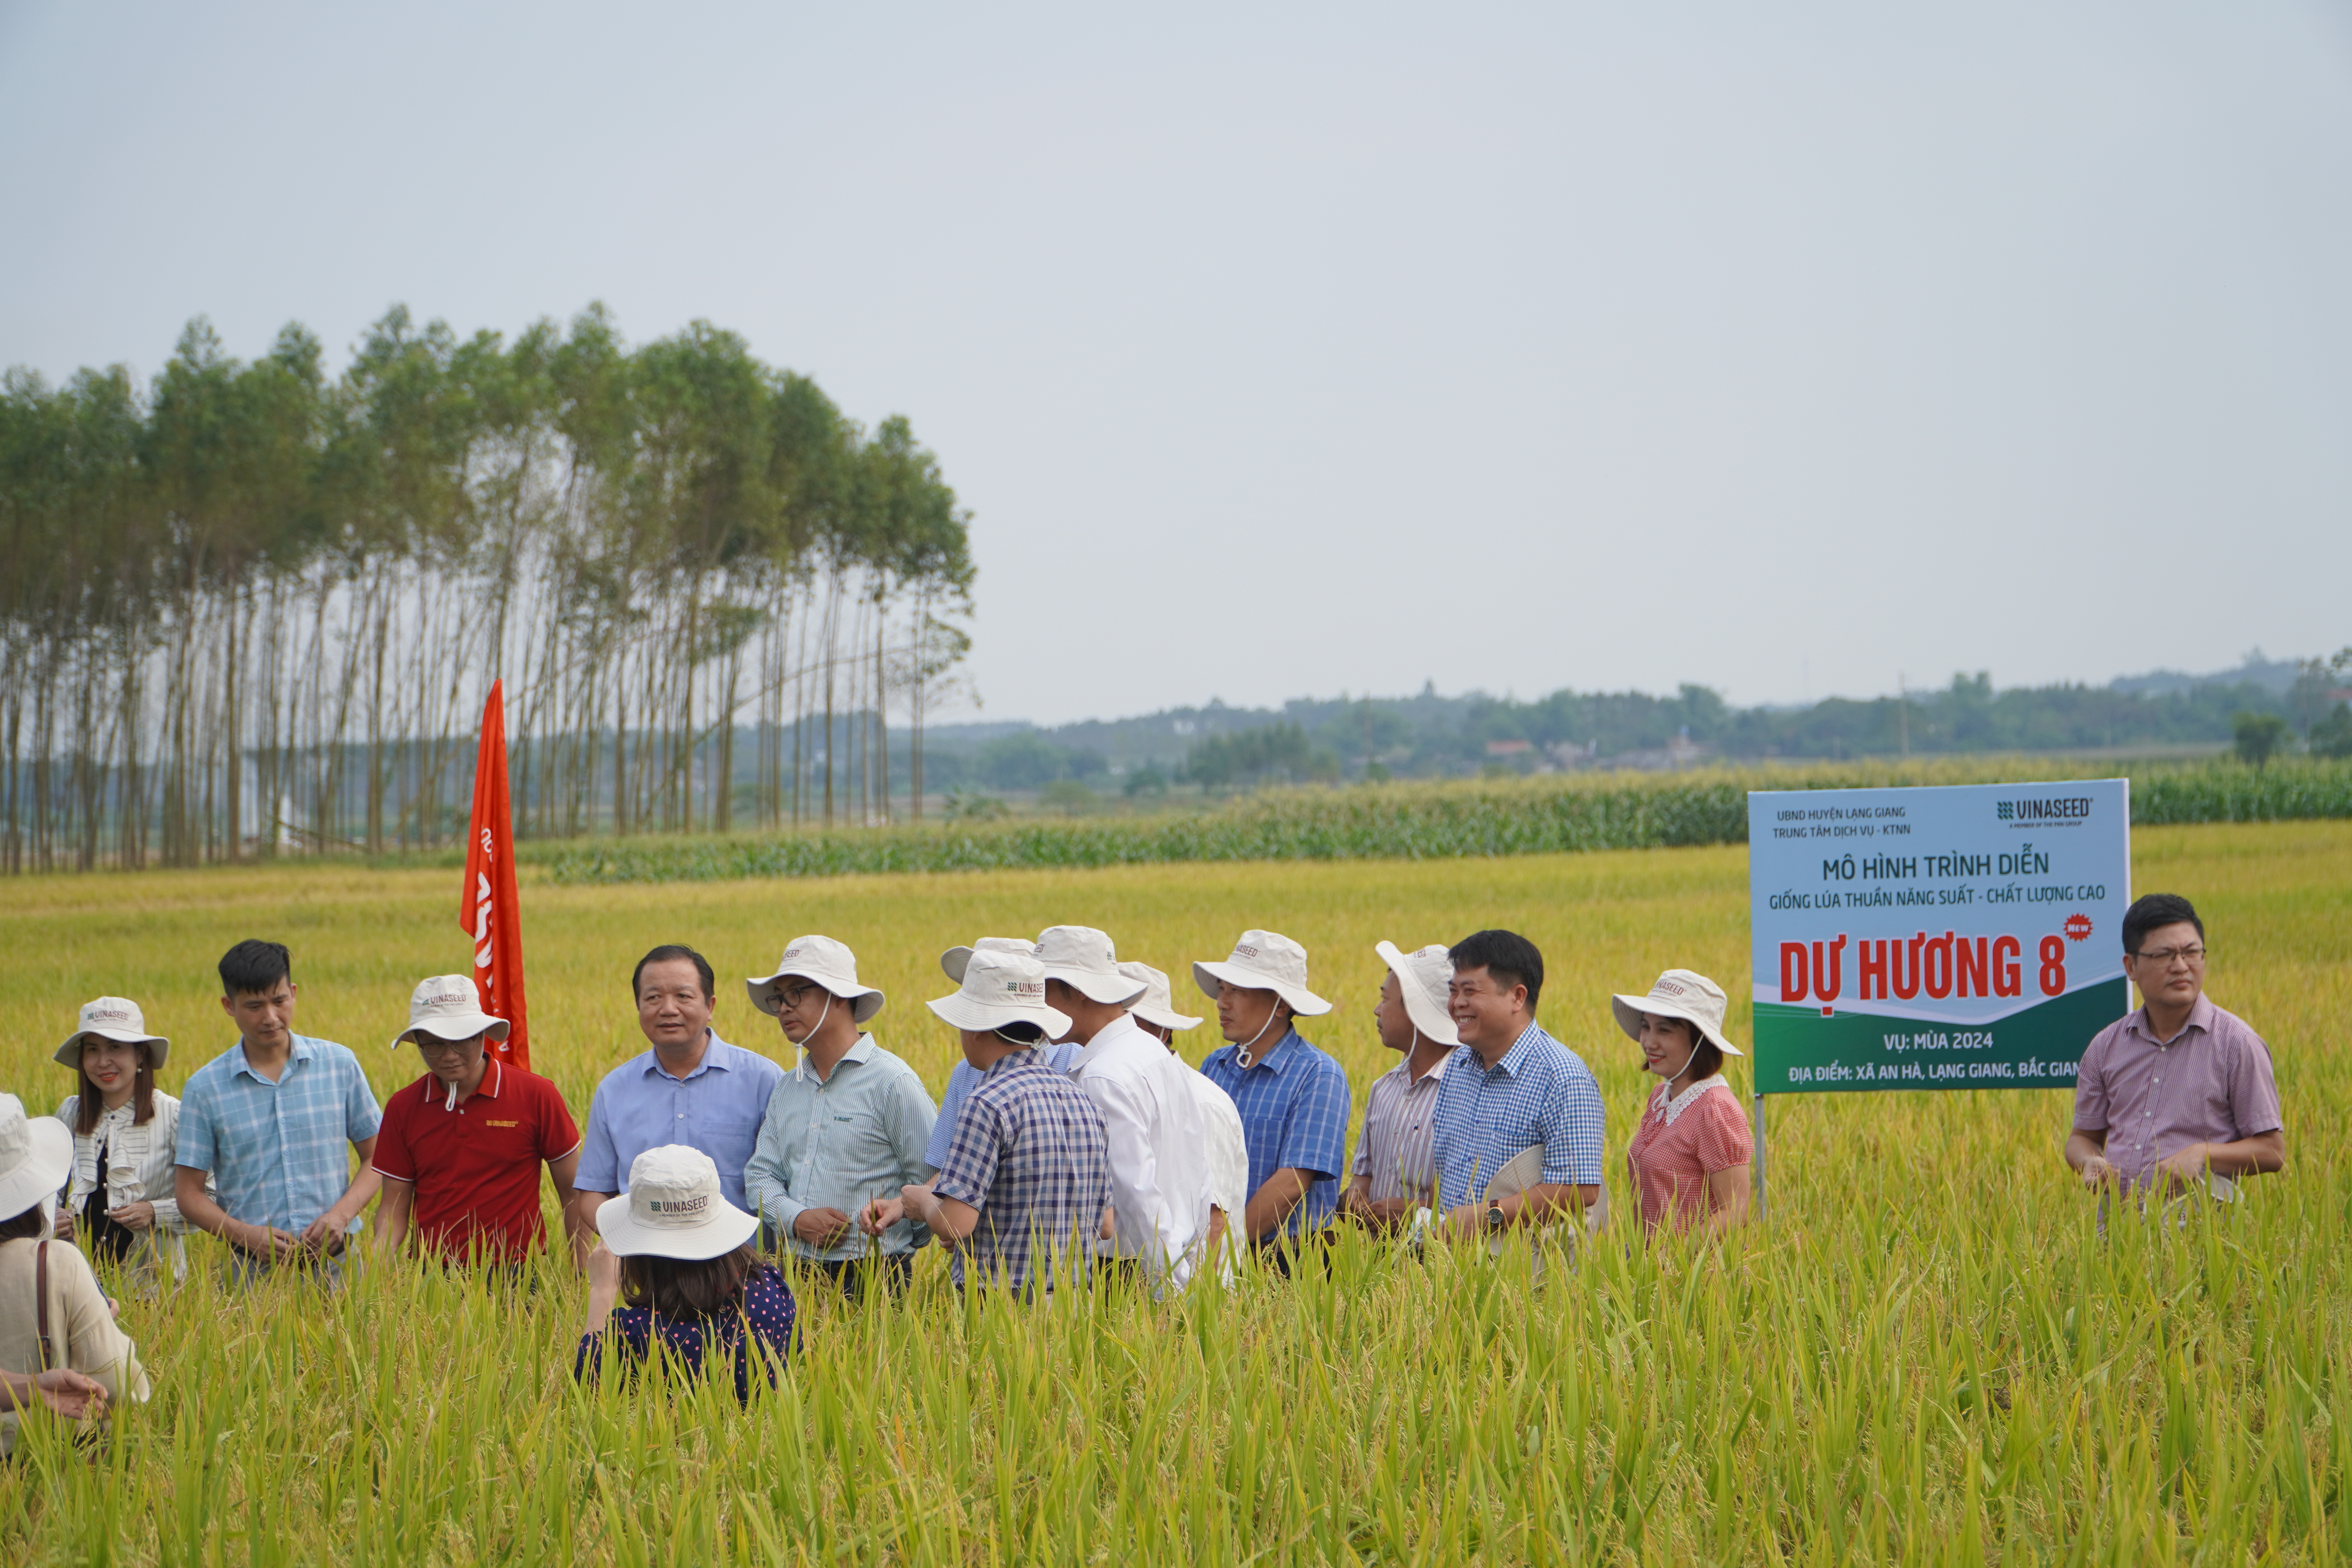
left=574, top=1145, right=796, bottom=1402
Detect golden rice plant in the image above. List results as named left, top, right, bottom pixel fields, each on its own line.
left=1, top=821, right=2344, bottom=1564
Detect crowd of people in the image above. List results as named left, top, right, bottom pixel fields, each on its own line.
left=0, top=891, right=2284, bottom=1443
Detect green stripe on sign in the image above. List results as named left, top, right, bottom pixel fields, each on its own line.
left=1752, top=980, right=2126, bottom=1095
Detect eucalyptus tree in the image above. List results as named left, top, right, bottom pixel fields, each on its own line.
left=0, top=304, right=977, bottom=871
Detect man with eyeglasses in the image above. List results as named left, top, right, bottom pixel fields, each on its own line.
left=2065, top=893, right=2284, bottom=1198
left=741, top=936, right=938, bottom=1300
left=371, top=975, right=588, bottom=1268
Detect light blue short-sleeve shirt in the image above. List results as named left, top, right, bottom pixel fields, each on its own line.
left=577, top=1031, right=783, bottom=1211
left=174, top=1034, right=383, bottom=1234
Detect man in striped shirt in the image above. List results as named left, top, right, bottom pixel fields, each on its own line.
left=1339, top=942, right=1459, bottom=1230
left=1428, top=929, right=1604, bottom=1241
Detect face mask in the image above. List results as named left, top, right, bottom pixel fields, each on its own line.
left=36, top=1192, right=56, bottom=1241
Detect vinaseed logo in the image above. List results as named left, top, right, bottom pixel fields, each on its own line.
left=1995, top=796, right=2093, bottom=825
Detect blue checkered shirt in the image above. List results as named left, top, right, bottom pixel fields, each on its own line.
left=1197, top=1030, right=1352, bottom=1238
left=1429, top=1023, right=1606, bottom=1208
left=923, top=1039, right=1085, bottom=1170
left=931, top=1050, right=1112, bottom=1298
left=175, top=1034, right=383, bottom=1233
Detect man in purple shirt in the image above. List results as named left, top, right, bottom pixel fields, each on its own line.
left=2065, top=893, right=2285, bottom=1197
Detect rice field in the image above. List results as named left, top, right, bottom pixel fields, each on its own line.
left=2, top=820, right=2346, bottom=1564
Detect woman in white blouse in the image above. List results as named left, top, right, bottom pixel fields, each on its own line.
left=49, top=996, right=205, bottom=1287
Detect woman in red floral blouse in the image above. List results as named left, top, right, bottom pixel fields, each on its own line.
left=1612, top=970, right=1752, bottom=1239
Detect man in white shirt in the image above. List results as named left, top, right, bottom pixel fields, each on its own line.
left=1120, top=961, right=1248, bottom=1282
left=1036, top=927, right=1212, bottom=1289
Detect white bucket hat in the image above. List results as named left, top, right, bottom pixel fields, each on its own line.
left=0, top=1092, right=73, bottom=1224
left=1034, top=925, right=1147, bottom=1006
left=54, top=995, right=170, bottom=1071
left=927, top=949, right=1072, bottom=1039
left=1374, top=941, right=1461, bottom=1048
left=1118, top=961, right=1202, bottom=1032
left=939, top=936, right=1032, bottom=983
left=390, top=975, right=512, bottom=1049
left=595, top=1145, right=761, bottom=1260
left=1610, top=969, right=1742, bottom=1057
left=1193, top=929, right=1331, bottom=1016
left=747, top=935, right=886, bottom=1024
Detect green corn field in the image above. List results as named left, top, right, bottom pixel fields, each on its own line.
left=535, top=760, right=2352, bottom=886
left=2, top=819, right=2344, bottom=1564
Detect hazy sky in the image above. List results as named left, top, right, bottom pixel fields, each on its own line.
left=4, top=4, right=2348, bottom=726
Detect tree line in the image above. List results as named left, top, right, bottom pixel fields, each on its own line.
left=920, top=657, right=2352, bottom=793
left=0, top=306, right=975, bottom=873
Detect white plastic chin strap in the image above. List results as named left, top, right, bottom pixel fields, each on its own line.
left=1235, top=1007, right=1286, bottom=1069
left=781, top=984, right=833, bottom=1049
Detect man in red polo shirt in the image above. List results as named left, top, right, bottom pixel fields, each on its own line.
left=371, top=975, right=586, bottom=1267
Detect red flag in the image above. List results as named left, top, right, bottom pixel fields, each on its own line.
left=462, top=681, right=530, bottom=1070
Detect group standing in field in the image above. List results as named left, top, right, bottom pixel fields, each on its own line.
left=0, top=891, right=2287, bottom=1435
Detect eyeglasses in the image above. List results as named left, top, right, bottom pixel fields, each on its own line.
left=2131, top=946, right=2207, bottom=967
left=416, top=1035, right=483, bottom=1056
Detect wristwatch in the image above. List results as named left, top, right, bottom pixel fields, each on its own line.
left=1485, top=1204, right=1508, bottom=1233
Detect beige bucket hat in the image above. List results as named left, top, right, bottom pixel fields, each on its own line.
left=747, top=934, right=886, bottom=1024
left=54, top=995, right=171, bottom=1071
left=0, top=1092, right=73, bottom=1224
left=1034, top=925, right=1147, bottom=1006
left=1194, top=929, right=1331, bottom=1016
left=389, top=975, right=512, bottom=1049
left=927, top=949, right=1072, bottom=1038
left=1374, top=941, right=1461, bottom=1048
left=595, top=1145, right=760, bottom=1260
left=1610, top=969, right=1742, bottom=1057
left=1118, top=961, right=1202, bottom=1032
left=939, top=936, right=1032, bottom=983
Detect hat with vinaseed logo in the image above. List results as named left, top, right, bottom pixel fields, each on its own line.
left=54, top=995, right=171, bottom=1070
left=595, top=1145, right=760, bottom=1259
left=926, top=949, right=1071, bottom=1038
left=1610, top=969, right=1741, bottom=1057
left=745, top=934, right=886, bottom=1023
left=1192, top=929, right=1330, bottom=1016
left=388, top=975, right=510, bottom=1050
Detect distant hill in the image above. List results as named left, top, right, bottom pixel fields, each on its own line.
left=913, top=651, right=2341, bottom=793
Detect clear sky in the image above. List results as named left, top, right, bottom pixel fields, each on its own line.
left=4, top=4, right=2347, bottom=726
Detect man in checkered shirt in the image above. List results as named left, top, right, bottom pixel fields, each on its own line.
left=1428, top=929, right=1605, bottom=1241
left=173, top=940, right=383, bottom=1281
left=861, top=949, right=1110, bottom=1298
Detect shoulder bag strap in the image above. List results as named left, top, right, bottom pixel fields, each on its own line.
left=35, top=1240, right=55, bottom=1373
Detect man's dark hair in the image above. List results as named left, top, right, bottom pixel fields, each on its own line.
left=1449, top=929, right=1544, bottom=1012
left=219, top=939, right=293, bottom=996
left=2122, top=894, right=2204, bottom=956
left=632, top=944, right=716, bottom=1000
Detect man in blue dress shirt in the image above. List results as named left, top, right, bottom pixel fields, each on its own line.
left=1194, top=929, right=1351, bottom=1272
left=1428, top=929, right=1604, bottom=1243
left=577, top=945, right=784, bottom=1235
